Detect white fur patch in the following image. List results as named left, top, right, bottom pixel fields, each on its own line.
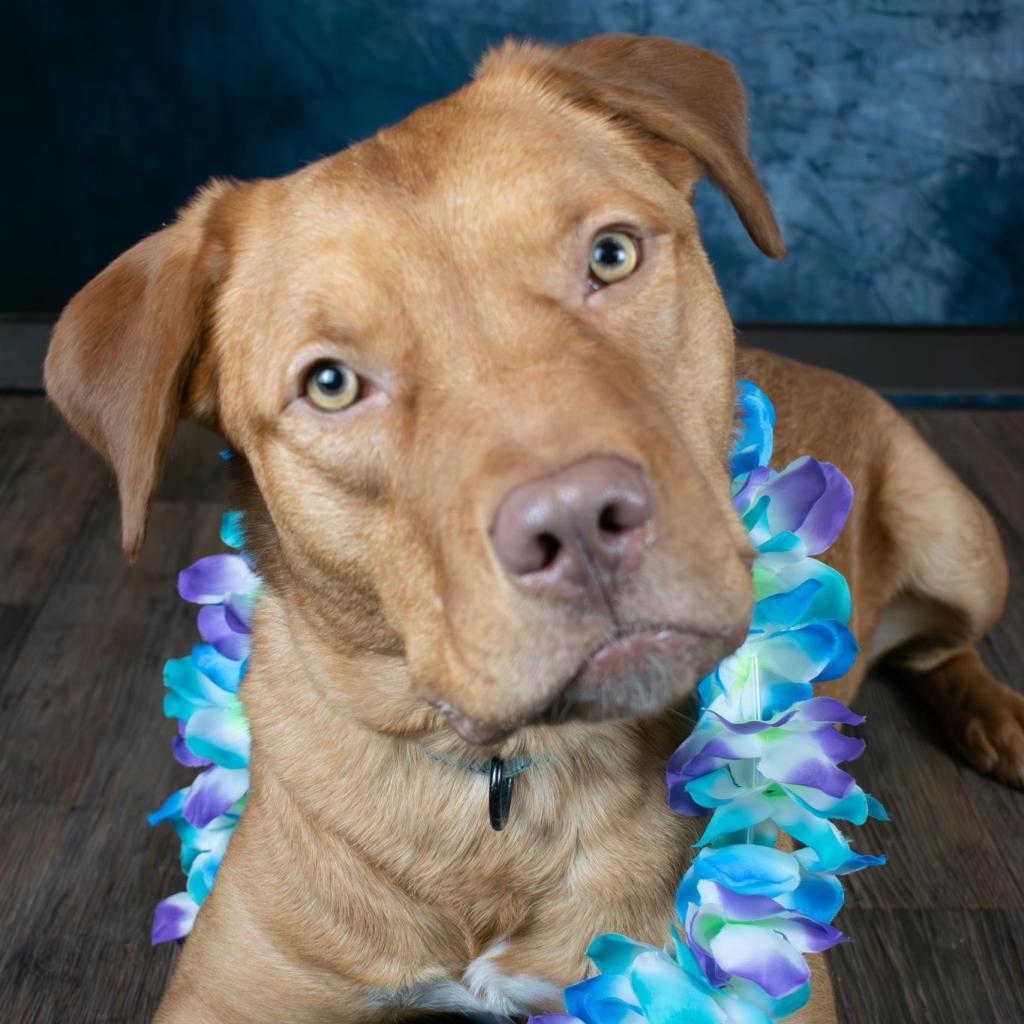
left=369, top=977, right=495, bottom=1012
left=868, top=595, right=946, bottom=667
left=463, top=940, right=563, bottom=1014
left=369, top=939, right=561, bottom=1016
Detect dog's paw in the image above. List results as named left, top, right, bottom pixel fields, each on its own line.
left=949, top=681, right=1024, bottom=789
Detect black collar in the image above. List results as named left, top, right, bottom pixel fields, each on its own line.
left=422, top=750, right=535, bottom=830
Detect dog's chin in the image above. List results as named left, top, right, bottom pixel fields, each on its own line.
left=543, top=626, right=712, bottom=725
left=439, top=625, right=728, bottom=746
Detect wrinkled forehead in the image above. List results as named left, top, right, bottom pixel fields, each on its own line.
left=231, top=79, right=674, bottom=323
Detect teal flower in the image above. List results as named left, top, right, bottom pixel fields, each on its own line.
left=532, top=932, right=810, bottom=1024
left=163, top=647, right=250, bottom=771
left=148, top=806, right=241, bottom=943
left=732, top=380, right=775, bottom=478
left=676, top=847, right=846, bottom=998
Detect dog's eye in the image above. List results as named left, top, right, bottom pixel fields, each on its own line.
left=305, top=360, right=361, bottom=411
left=589, top=231, right=640, bottom=285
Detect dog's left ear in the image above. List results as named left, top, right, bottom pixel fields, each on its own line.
left=45, top=179, right=238, bottom=560
left=478, top=34, right=785, bottom=259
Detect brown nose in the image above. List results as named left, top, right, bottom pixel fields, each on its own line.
left=489, top=454, right=654, bottom=601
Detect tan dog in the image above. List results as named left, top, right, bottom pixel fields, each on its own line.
left=45, top=34, right=1021, bottom=1024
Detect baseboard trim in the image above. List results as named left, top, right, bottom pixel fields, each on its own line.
left=1, top=317, right=53, bottom=391
left=3, top=317, right=1022, bottom=397
left=883, top=392, right=1024, bottom=409
left=738, top=324, right=1023, bottom=393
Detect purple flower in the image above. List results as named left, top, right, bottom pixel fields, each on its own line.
left=178, top=553, right=259, bottom=605
left=182, top=765, right=249, bottom=829
left=151, top=892, right=198, bottom=945
left=197, top=604, right=252, bottom=661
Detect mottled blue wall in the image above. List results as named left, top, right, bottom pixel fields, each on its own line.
left=5, top=0, right=1022, bottom=322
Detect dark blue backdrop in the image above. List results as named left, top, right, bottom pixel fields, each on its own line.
left=6, top=1, right=1022, bottom=322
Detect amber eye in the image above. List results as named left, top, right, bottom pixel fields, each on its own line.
left=305, top=360, right=361, bottom=411
left=589, top=231, right=640, bottom=284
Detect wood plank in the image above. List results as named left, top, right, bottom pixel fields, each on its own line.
left=923, top=411, right=1024, bottom=911
left=0, top=497, right=224, bottom=1022
left=842, top=669, right=1022, bottom=912
left=832, top=909, right=1024, bottom=1024
left=0, top=397, right=228, bottom=1022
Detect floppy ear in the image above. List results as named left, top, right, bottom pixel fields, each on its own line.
left=45, top=179, right=236, bottom=560
left=478, top=34, right=785, bottom=259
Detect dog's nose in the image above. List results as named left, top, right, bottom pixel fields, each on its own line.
left=489, top=454, right=654, bottom=599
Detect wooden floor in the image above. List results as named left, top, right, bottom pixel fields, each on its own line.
left=1, top=395, right=1022, bottom=1023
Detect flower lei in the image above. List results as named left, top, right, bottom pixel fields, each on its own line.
left=148, top=382, right=886, bottom=1022
left=146, top=508, right=257, bottom=943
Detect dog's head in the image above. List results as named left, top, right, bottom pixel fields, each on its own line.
left=46, top=35, right=783, bottom=745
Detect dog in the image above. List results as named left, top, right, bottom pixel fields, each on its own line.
left=44, top=34, right=1022, bottom=1024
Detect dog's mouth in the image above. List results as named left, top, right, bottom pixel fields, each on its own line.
left=435, top=622, right=730, bottom=745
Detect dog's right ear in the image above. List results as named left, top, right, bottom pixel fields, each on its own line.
left=478, top=34, right=785, bottom=259
left=45, top=179, right=237, bottom=561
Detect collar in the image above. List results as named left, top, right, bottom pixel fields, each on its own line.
left=422, top=750, right=537, bottom=831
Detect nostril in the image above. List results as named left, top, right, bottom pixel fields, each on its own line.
left=598, top=501, right=628, bottom=535
left=598, top=492, right=652, bottom=537
left=536, top=532, right=562, bottom=571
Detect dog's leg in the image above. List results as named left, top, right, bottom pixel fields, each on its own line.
left=867, top=412, right=1023, bottom=787
left=888, top=643, right=1024, bottom=789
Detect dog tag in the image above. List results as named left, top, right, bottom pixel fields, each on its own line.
left=489, top=757, right=515, bottom=831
